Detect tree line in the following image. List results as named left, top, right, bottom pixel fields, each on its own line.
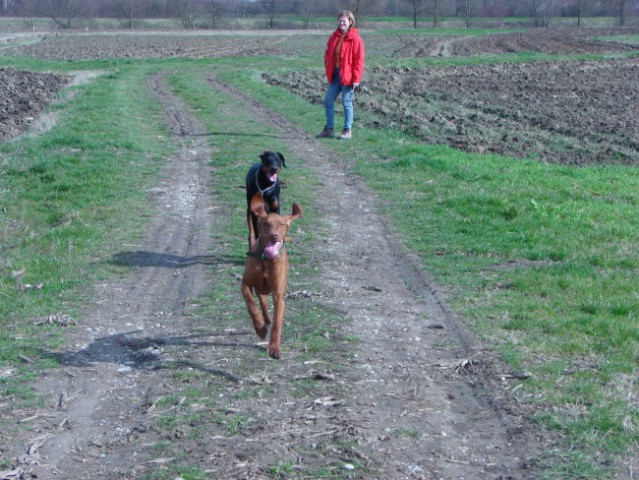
left=1, top=0, right=636, bottom=29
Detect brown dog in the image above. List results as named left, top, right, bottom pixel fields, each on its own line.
left=241, top=193, right=302, bottom=359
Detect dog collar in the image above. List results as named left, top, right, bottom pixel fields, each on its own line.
left=246, top=250, right=282, bottom=260
left=247, top=250, right=271, bottom=260
left=255, top=170, right=277, bottom=196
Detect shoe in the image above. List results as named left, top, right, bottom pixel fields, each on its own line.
left=338, top=129, right=351, bottom=140
left=316, top=127, right=334, bottom=138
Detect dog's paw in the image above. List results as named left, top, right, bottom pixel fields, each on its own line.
left=269, top=349, right=281, bottom=360
left=255, top=324, right=268, bottom=339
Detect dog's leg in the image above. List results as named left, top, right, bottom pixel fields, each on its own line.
left=268, top=293, right=285, bottom=359
left=258, top=295, right=271, bottom=325
left=241, top=284, right=268, bottom=340
left=247, top=210, right=257, bottom=250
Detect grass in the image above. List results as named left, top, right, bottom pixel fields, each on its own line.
left=601, top=34, right=639, bottom=45
left=392, top=427, right=421, bottom=439
left=1, top=28, right=639, bottom=478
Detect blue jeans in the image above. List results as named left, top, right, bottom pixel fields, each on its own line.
left=324, top=68, right=354, bottom=131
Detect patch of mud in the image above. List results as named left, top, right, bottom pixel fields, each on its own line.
left=448, top=27, right=639, bottom=56
left=0, top=67, right=69, bottom=142
left=0, top=32, right=307, bottom=61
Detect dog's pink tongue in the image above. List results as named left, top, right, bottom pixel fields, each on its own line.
left=268, top=172, right=278, bottom=183
left=263, top=241, right=283, bottom=259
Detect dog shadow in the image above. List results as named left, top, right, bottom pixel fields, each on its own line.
left=110, top=250, right=244, bottom=268
left=36, top=330, right=259, bottom=383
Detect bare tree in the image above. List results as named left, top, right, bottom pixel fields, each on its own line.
left=296, top=0, right=315, bottom=29
left=118, top=0, right=138, bottom=28
left=41, top=0, right=86, bottom=29
left=176, top=0, right=194, bottom=28
left=576, top=0, right=584, bottom=26
left=617, top=0, right=627, bottom=26
left=343, top=0, right=386, bottom=18
left=14, top=0, right=40, bottom=18
left=406, top=0, right=424, bottom=28
left=348, top=0, right=363, bottom=19
left=463, top=0, right=473, bottom=28
left=262, top=0, right=276, bottom=29
left=209, top=0, right=226, bottom=29
left=430, top=0, right=441, bottom=27
left=531, top=0, right=553, bottom=26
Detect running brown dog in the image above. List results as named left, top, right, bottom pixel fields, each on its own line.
left=241, top=193, right=302, bottom=359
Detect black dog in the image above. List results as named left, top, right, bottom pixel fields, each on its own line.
left=245, top=151, right=286, bottom=249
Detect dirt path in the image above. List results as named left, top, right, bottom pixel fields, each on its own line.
left=8, top=72, right=541, bottom=479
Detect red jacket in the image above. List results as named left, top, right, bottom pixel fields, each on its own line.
left=324, top=27, right=365, bottom=86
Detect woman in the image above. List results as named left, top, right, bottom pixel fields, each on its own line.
left=316, top=10, right=365, bottom=141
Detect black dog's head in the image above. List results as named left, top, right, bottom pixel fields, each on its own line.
left=259, top=151, right=286, bottom=184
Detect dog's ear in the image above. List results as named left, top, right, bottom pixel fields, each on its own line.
left=288, top=203, right=302, bottom=221
left=259, top=151, right=268, bottom=164
left=277, top=152, right=286, bottom=168
left=282, top=204, right=302, bottom=238
left=250, top=193, right=268, bottom=218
